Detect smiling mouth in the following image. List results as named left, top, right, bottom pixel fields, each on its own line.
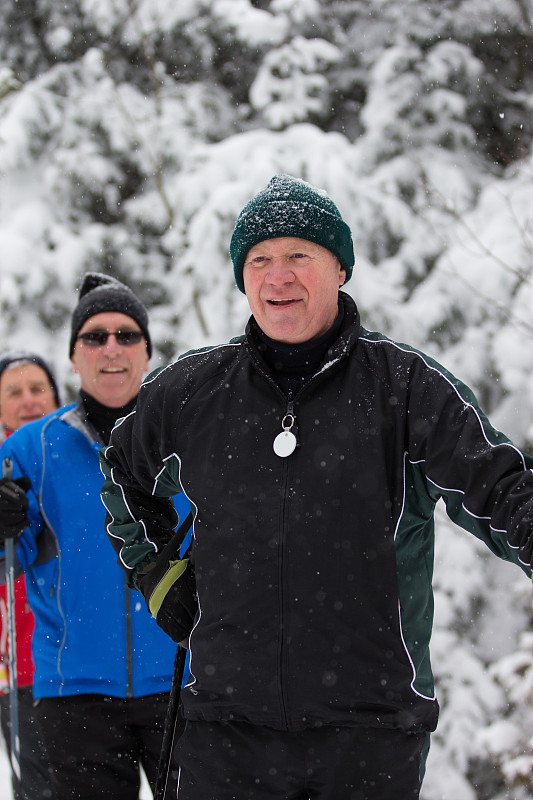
left=268, top=299, right=299, bottom=306
left=101, top=367, right=127, bottom=374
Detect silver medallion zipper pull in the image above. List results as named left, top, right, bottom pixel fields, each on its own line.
left=273, top=413, right=297, bottom=458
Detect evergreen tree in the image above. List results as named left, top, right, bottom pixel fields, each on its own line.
left=1, top=2, right=532, bottom=796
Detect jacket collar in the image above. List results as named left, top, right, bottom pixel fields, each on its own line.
left=243, top=291, right=362, bottom=389
left=60, top=394, right=102, bottom=446
left=328, top=291, right=362, bottom=359
left=245, top=291, right=361, bottom=361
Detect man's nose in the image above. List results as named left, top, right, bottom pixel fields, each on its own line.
left=266, top=258, right=295, bottom=284
left=102, top=334, right=124, bottom=354
left=20, top=389, right=37, bottom=406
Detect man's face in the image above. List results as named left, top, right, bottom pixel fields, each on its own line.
left=0, top=363, right=58, bottom=432
left=70, top=312, right=149, bottom=408
left=243, top=237, right=346, bottom=344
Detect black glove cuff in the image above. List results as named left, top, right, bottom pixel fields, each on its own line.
left=153, top=568, right=198, bottom=644
left=0, top=477, right=31, bottom=541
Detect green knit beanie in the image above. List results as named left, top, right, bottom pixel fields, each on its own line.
left=230, top=174, right=355, bottom=293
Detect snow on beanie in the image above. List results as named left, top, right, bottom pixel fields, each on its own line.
left=0, top=352, right=61, bottom=407
left=69, top=272, right=152, bottom=357
left=230, top=174, right=355, bottom=293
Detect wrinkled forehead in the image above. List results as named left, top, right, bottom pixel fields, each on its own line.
left=0, top=362, right=51, bottom=391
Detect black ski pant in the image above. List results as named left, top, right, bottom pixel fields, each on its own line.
left=34, top=692, right=179, bottom=800
left=0, top=687, right=55, bottom=800
left=175, top=719, right=429, bottom=800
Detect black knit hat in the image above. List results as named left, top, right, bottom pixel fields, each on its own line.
left=0, top=352, right=61, bottom=407
left=230, top=174, right=355, bottom=293
left=69, top=273, right=152, bottom=357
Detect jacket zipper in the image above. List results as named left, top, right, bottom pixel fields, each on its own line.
left=248, top=367, right=295, bottom=729
left=246, top=348, right=349, bottom=730
left=125, top=577, right=133, bottom=698
left=274, top=382, right=344, bottom=728
left=277, top=397, right=294, bottom=730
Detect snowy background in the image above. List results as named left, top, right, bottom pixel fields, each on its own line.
left=0, top=746, right=10, bottom=800
left=1, top=0, right=533, bottom=797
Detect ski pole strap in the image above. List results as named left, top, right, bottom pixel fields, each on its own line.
left=175, top=510, right=194, bottom=561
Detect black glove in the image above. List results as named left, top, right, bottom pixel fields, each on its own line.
left=0, top=477, right=32, bottom=542
left=138, top=538, right=197, bottom=645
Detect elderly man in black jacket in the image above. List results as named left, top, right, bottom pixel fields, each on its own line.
left=99, top=174, right=533, bottom=800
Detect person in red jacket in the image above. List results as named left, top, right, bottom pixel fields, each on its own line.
left=0, top=352, right=60, bottom=800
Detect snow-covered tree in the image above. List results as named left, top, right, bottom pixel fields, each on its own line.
left=1, top=1, right=533, bottom=796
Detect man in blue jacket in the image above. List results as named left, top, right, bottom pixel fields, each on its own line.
left=0, top=273, right=189, bottom=800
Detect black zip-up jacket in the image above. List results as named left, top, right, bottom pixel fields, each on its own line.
left=101, top=293, right=533, bottom=734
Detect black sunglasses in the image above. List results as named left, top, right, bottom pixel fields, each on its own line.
left=76, top=330, right=145, bottom=347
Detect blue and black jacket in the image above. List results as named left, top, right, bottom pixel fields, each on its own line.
left=0, top=398, right=190, bottom=699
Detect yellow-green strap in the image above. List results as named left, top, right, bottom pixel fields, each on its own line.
left=148, top=558, right=189, bottom=618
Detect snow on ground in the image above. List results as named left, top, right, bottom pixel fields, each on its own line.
left=0, top=739, right=12, bottom=800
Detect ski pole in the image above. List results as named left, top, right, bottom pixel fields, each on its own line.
left=2, top=457, right=21, bottom=783
left=154, top=645, right=187, bottom=800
